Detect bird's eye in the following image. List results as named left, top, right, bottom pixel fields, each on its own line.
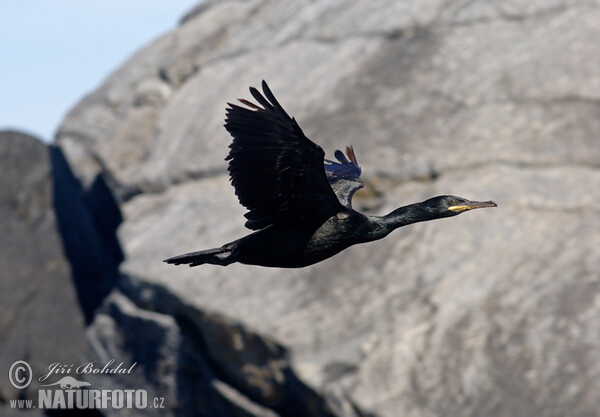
left=450, top=200, right=458, bottom=206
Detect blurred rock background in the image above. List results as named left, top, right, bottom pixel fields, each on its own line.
left=2, top=1, right=599, bottom=416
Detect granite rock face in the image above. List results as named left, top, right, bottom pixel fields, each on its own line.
left=0, top=131, right=86, bottom=411
left=55, top=1, right=600, bottom=416
left=0, top=133, right=348, bottom=417
left=85, top=276, right=359, bottom=417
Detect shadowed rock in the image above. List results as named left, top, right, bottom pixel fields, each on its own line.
left=50, top=146, right=124, bottom=323
left=85, top=276, right=363, bottom=417
left=0, top=131, right=86, bottom=411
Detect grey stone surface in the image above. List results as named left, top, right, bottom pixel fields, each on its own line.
left=54, top=1, right=600, bottom=416
left=0, top=131, right=87, bottom=403
left=85, top=276, right=360, bottom=416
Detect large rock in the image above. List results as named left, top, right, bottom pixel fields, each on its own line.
left=0, top=130, right=126, bottom=416
left=55, top=1, right=600, bottom=416
left=85, top=276, right=360, bottom=417
left=0, top=131, right=86, bottom=409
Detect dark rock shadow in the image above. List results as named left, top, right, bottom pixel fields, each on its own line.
left=49, top=145, right=124, bottom=324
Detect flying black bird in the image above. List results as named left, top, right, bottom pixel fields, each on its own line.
left=164, top=81, right=496, bottom=268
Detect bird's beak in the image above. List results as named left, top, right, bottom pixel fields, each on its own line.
left=448, top=200, right=497, bottom=213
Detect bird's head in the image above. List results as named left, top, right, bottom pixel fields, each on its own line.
left=425, top=195, right=497, bottom=217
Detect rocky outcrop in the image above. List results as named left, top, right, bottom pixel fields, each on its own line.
left=0, top=131, right=86, bottom=413
left=0, top=129, right=352, bottom=416
left=85, top=276, right=364, bottom=417
left=40, top=0, right=600, bottom=416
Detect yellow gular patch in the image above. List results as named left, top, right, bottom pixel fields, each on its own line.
left=447, top=205, right=471, bottom=212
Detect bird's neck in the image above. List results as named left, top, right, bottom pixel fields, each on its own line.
left=355, top=201, right=446, bottom=244
left=376, top=202, right=442, bottom=235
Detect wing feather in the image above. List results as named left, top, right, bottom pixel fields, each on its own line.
left=224, top=81, right=344, bottom=230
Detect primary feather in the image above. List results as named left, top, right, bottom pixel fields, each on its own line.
left=225, top=81, right=344, bottom=230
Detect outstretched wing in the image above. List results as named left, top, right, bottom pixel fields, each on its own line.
left=324, top=146, right=363, bottom=208
left=225, top=81, right=344, bottom=230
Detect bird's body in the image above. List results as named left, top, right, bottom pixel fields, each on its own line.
left=167, top=210, right=366, bottom=268
left=220, top=210, right=378, bottom=268
left=164, top=81, right=496, bottom=269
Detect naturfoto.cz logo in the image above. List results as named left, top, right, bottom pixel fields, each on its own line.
left=8, top=360, right=165, bottom=411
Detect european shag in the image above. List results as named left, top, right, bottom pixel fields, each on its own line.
left=164, top=81, right=497, bottom=268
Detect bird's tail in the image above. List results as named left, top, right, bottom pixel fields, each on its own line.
left=163, top=246, right=235, bottom=267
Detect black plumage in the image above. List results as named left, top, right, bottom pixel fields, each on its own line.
left=224, top=83, right=343, bottom=230
left=164, top=81, right=496, bottom=268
